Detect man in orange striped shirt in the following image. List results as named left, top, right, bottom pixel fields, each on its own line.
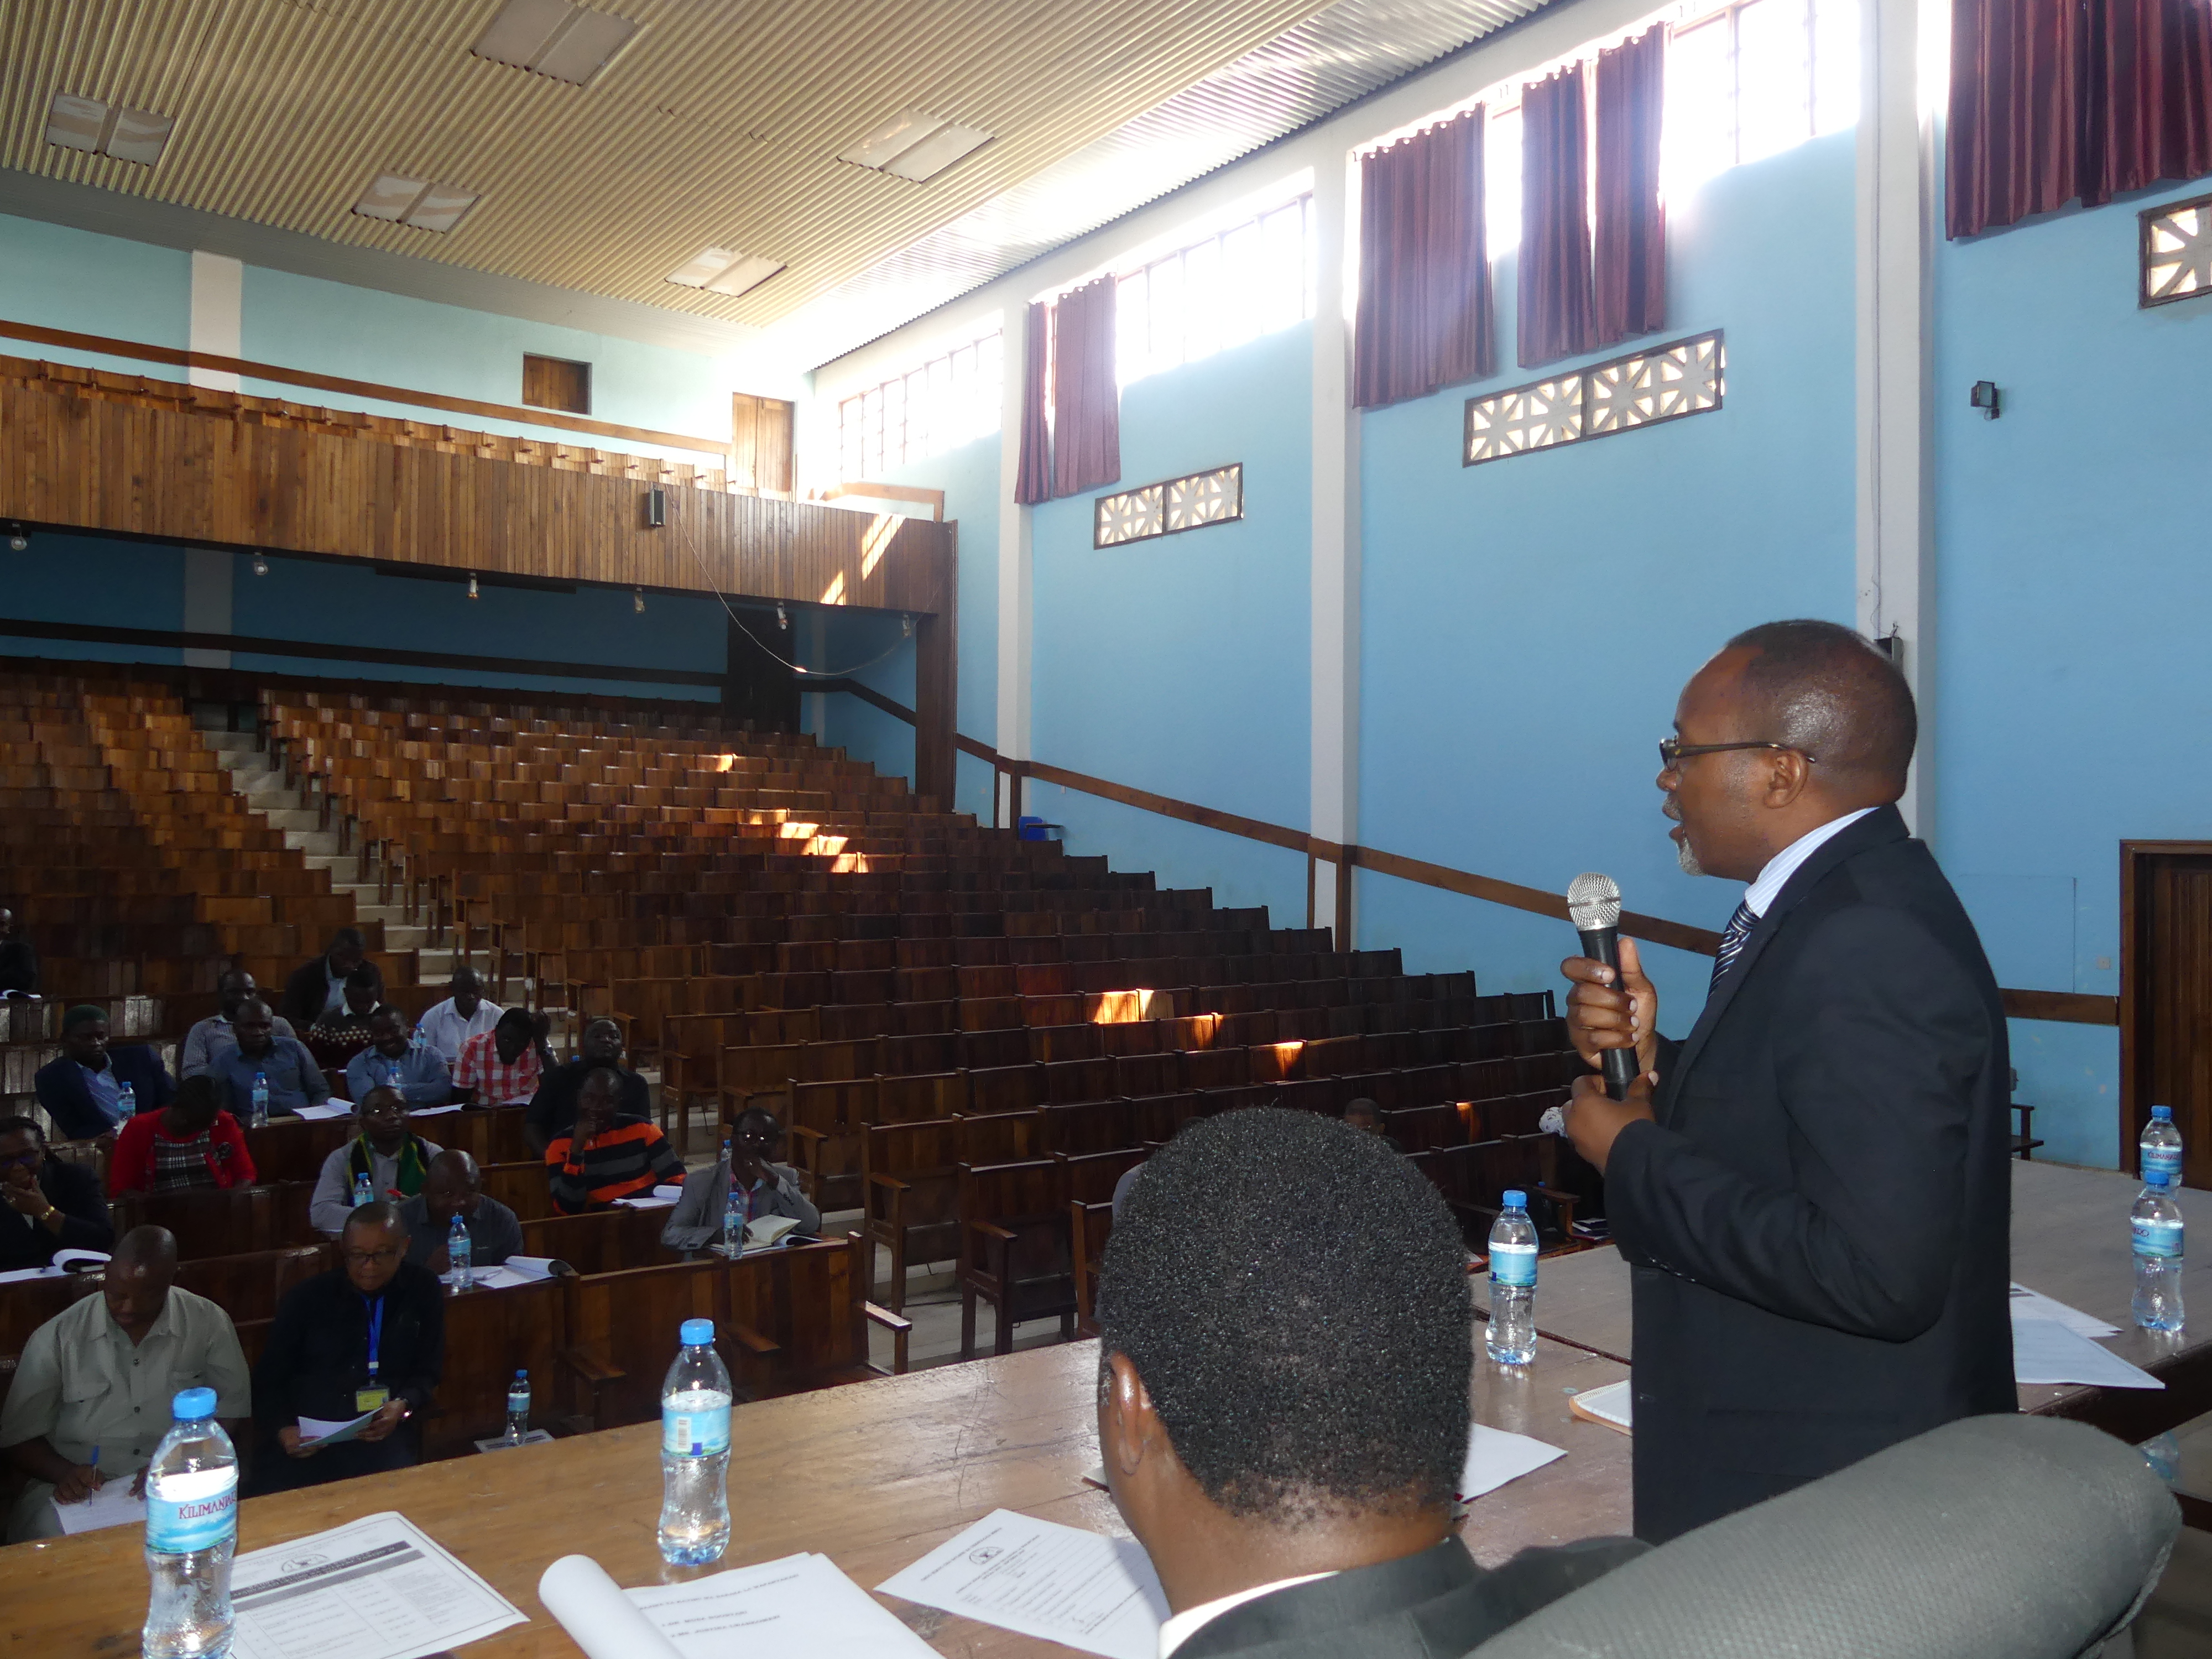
left=544, top=1068, right=684, bottom=1214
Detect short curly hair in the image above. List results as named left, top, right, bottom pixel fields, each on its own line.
left=1098, top=1107, right=1472, bottom=1525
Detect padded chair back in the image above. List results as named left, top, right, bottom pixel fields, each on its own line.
left=1469, top=1415, right=2178, bottom=1659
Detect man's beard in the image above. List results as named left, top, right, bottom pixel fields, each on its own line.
left=1664, top=794, right=1704, bottom=875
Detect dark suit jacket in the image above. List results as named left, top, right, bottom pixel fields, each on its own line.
left=0, top=1158, right=113, bottom=1270
left=33, top=1045, right=176, bottom=1141
left=278, top=956, right=383, bottom=1030
left=1604, top=805, right=2015, bottom=1545
left=1176, top=1536, right=1647, bottom=1659
left=0, top=937, right=38, bottom=994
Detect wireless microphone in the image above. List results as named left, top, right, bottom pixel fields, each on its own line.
left=1567, top=872, right=1639, bottom=1101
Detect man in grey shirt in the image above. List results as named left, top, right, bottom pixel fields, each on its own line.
left=307, top=1088, right=442, bottom=1236
left=179, top=969, right=296, bottom=1079
left=399, top=1150, right=523, bottom=1271
left=663, top=1107, right=820, bottom=1254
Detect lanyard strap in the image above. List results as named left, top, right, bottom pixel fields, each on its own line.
left=364, top=1292, right=385, bottom=1382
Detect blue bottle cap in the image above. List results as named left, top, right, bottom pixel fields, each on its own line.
left=514, top=1369, right=527, bottom=1380
left=2151, top=1105, right=2173, bottom=1121
left=1502, top=1189, right=1527, bottom=1209
left=173, top=1387, right=217, bottom=1421
left=680, top=1318, right=714, bottom=1345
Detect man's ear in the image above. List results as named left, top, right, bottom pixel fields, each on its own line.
left=1102, top=1350, right=1156, bottom=1478
left=1761, top=747, right=1813, bottom=808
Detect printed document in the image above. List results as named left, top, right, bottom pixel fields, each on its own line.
left=2010, top=1318, right=2164, bottom=1389
left=630, top=1552, right=938, bottom=1657
left=877, top=1509, right=1167, bottom=1659
left=2008, top=1282, right=2121, bottom=1339
left=53, top=1478, right=145, bottom=1536
left=296, top=1408, right=378, bottom=1448
left=228, top=1510, right=524, bottom=1659
left=1459, top=1423, right=1566, bottom=1500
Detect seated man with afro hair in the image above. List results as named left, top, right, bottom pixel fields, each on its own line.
left=1097, top=1108, right=1644, bottom=1658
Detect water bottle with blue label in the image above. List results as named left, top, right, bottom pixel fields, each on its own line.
left=659, top=1317, right=733, bottom=1565
left=142, top=1387, right=237, bottom=1659
left=352, top=1171, right=374, bottom=1209
left=1485, top=1190, right=1538, bottom=1366
left=721, top=1142, right=750, bottom=1258
left=117, top=1082, right=137, bottom=1121
left=2142, top=1105, right=2183, bottom=1186
left=249, top=1072, right=269, bottom=1130
left=2132, top=1172, right=2185, bottom=1332
left=505, top=1370, right=531, bottom=1445
left=446, top=1212, right=472, bottom=1292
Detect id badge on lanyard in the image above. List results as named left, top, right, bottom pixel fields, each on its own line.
left=356, top=1293, right=390, bottom=1415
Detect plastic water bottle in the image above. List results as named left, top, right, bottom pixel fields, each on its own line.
left=117, top=1082, right=137, bottom=1120
left=2132, top=1173, right=2185, bottom=1332
left=505, top=1370, right=531, bottom=1444
left=446, top=1212, right=473, bottom=1292
left=351, top=1171, right=374, bottom=1209
left=1486, top=1190, right=1538, bottom=1366
left=248, top=1072, right=268, bottom=1130
left=721, top=1146, right=750, bottom=1257
left=142, top=1387, right=238, bottom=1659
left=659, top=1317, right=732, bottom=1566
left=2142, top=1105, right=2183, bottom=1186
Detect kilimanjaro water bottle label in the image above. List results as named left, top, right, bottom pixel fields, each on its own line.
left=145, top=1468, right=238, bottom=1553
left=2145, top=1145, right=2183, bottom=1183
left=2132, top=1217, right=2184, bottom=1260
left=1490, top=1240, right=1537, bottom=1288
left=662, top=1402, right=731, bottom=1458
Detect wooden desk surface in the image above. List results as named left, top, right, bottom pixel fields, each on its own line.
left=4, top=1337, right=1631, bottom=1656
left=1473, top=1160, right=2212, bottom=1432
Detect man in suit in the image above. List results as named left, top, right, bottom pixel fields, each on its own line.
left=1099, top=1108, right=1644, bottom=1658
left=34, top=1005, right=175, bottom=1141
left=278, top=927, right=382, bottom=1030
left=1560, top=619, right=2013, bottom=1545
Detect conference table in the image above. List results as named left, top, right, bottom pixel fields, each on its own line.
left=3, top=1330, right=1633, bottom=1657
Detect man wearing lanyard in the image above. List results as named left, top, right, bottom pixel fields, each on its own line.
left=249, top=1201, right=444, bottom=1494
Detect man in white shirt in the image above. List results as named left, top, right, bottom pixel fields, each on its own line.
left=1098, top=1109, right=1643, bottom=1659
left=414, top=967, right=502, bottom=1067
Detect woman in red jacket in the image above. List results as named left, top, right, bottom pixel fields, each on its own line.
left=109, top=1075, right=257, bottom=1195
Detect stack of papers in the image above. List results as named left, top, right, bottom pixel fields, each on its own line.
left=464, top=1256, right=564, bottom=1291
left=634, top=1553, right=940, bottom=1658
left=877, top=1510, right=1167, bottom=1659
left=615, top=1186, right=682, bottom=1211
left=293, top=1100, right=353, bottom=1121
left=228, top=1512, right=523, bottom=1659
left=2010, top=1284, right=2161, bottom=1389
left=1568, top=1380, right=1633, bottom=1433
left=297, top=1408, right=379, bottom=1449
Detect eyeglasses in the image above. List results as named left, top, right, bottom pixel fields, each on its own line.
left=342, top=1247, right=404, bottom=1266
left=1658, top=738, right=1815, bottom=769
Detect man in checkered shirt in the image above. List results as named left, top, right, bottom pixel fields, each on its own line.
left=452, top=1008, right=549, bottom=1108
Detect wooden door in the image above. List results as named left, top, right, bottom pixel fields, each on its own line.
left=2122, top=842, right=2212, bottom=1187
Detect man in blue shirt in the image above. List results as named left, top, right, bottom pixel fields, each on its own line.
left=213, top=1000, right=330, bottom=1120
left=34, top=1006, right=174, bottom=1141
left=343, top=1010, right=452, bottom=1108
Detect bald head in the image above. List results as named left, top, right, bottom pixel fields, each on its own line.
left=104, top=1226, right=178, bottom=1342
left=1721, top=619, right=1915, bottom=794
left=424, top=1149, right=482, bottom=1224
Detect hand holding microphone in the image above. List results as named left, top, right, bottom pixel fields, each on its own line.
left=1561, top=873, right=1660, bottom=1089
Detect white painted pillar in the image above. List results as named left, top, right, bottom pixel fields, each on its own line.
left=1310, top=149, right=1361, bottom=942
left=995, top=298, right=1035, bottom=829
left=1854, top=0, right=1937, bottom=836
left=184, top=252, right=244, bottom=668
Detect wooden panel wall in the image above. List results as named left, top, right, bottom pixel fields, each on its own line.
left=730, top=392, right=795, bottom=497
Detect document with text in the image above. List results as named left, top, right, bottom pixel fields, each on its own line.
left=228, top=1511, right=524, bottom=1659
left=877, top=1510, right=1167, bottom=1659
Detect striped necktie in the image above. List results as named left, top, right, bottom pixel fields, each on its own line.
left=1708, top=900, right=1758, bottom=997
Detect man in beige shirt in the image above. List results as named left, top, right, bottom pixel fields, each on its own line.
left=0, top=1226, right=251, bottom=1542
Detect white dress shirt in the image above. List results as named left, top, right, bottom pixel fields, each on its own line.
left=1158, top=1572, right=1336, bottom=1658
left=415, top=997, right=503, bottom=1065
left=1741, top=807, right=1878, bottom=918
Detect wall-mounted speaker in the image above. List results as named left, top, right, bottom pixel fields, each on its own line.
left=644, top=486, right=666, bottom=528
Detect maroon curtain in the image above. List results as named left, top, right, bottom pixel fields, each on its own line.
left=1519, top=65, right=1598, bottom=367
left=1593, top=27, right=1667, bottom=346
left=1051, top=276, right=1121, bottom=498
left=1013, top=300, right=1053, bottom=505
left=1948, top=0, right=2212, bottom=238
left=1352, top=107, right=1495, bottom=408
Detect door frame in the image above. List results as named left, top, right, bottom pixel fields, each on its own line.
left=2119, top=839, right=2212, bottom=1169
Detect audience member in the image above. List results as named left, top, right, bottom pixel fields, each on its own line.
left=34, top=1005, right=175, bottom=1141
left=415, top=968, right=500, bottom=1067
left=252, top=1202, right=441, bottom=1493
left=399, top=1150, right=523, bottom=1272
left=454, top=1008, right=549, bottom=1107
left=1097, top=1109, right=1644, bottom=1657
left=109, top=1076, right=258, bottom=1196
left=524, top=1018, right=651, bottom=1154
left=1342, top=1097, right=1404, bottom=1153
left=546, top=1067, right=683, bottom=1213
left=0, top=906, right=38, bottom=995
left=309, top=1088, right=444, bottom=1237
left=179, top=969, right=296, bottom=1078
left=343, top=1008, right=453, bottom=1108
left=663, top=1106, right=819, bottom=1254
left=0, top=1117, right=113, bottom=1270
left=212, top=999, right=329, bottom=1120
left=0, top=1227, right=250, bottom=1542
left=305, top=967, right=383, bottom=1068
left=279, top=927, right=381, bottom=1028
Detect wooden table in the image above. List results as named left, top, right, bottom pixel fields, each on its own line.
left=1473, top=1160, right=2212, bottom=1439
left=2, top=1337, right=1633, bottom=1655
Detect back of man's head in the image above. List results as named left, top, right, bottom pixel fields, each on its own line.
left=1099, top=1108, right=1471, bottom=1525
left=1722, top=618, right=1916, bottom=794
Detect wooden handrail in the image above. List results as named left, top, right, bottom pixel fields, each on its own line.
left=815, top=681, right=2120, bottom=1028
left=0, top=317, right=730, bottom=457
left=816, top=481, right=947, bottom=521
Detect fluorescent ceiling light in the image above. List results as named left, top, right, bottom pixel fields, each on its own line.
left=44, top=91, right=174, bottom=165
left=838, top=110, right=993, bottom=182
left=665, top=246, right=784, bottom=298
left=353, top=173, right=481, bottom=233
left=473, top=0, right=639, bottom=86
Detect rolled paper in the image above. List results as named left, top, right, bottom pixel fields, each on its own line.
left=538, top=1554, right=684, bottom=1659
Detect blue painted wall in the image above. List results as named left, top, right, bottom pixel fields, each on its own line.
left=0, top=532, right=189, bottom=664
left=1360, top=131, right=1860, bottom=1021
left=0, top=212, right=190, bottom=359
left=1931, top=176, right=2212, bottom=1168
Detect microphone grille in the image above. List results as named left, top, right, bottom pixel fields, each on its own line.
left=1566, top=871, right=1623, bottom=931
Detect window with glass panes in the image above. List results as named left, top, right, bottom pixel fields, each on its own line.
left=837, top=331, right=1004, bottom=482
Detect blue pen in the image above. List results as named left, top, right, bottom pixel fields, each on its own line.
left=87, top=1443, right=99, bottom=1475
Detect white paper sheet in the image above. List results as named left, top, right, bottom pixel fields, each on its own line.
left=502, top=1255, right=560, bottom=1280
left=291, top=1102, right=353, bottom=1121
left=2009, top=1282, right=2122, bottom=1339
left=877, top=1510, right=1167, bottom=1659
left=1458, top=1423, right=1566, bottom=1500
left=0, top=1264, right=65, bottom=1283
left=228, top=1510, right=524, bottom=1659
left=296, top=1408, right=378, bottom=1448
left=1569, top=1379, right=1633, bottom=1431
left=408, top=1104, right=463, bottom=1119
left=630, top=1552, right=940, bottom=1658
left=615, top=1193, right=678, bottom=1210
left=53, top=1478, right=145, bottom=1535
left=463, top=1265, right=529, bottom=1291
left=540, top=1554, right=681, bottom=1659
left=2011, top=1317, right=2165, bottom=1389
left=472, top=1429, right=555, bottom=1453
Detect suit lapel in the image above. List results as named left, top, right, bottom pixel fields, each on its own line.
left=1663, top=805, right=1909, bottom=1109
